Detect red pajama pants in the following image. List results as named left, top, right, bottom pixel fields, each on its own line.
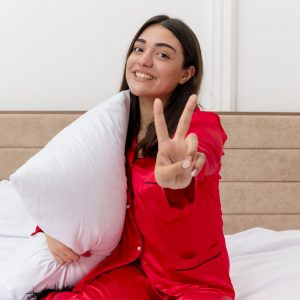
left=45, top=263, right=232, bottom=300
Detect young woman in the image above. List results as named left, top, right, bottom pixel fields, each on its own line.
left=30, top=15, right=235, bottom=300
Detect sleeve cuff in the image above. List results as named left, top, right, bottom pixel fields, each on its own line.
left=163, top=177, right=196, bottom=209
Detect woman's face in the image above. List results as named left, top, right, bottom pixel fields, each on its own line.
left=126, top=24, right=191, bottom=103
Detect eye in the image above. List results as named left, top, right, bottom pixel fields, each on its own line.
left=133, top=46, right=143, bottom=53
left=157, top=52, right=170, bottom=59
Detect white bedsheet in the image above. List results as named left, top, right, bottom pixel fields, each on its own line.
left=1, top=180, right=300, bottom=300
left=226, top=227, right=300, bottom=300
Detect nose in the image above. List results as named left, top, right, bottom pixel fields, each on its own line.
left=137, top=50, right=153, bottom=67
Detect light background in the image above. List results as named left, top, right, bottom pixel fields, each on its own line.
left=0, top=0, right=299, bottom=111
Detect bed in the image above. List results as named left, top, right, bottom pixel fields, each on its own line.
left=1, top=111, right=300, bottom=299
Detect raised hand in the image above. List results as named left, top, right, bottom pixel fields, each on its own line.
left=153, top=95, right=206, bottom=189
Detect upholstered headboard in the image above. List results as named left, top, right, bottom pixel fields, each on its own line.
left=219, top=113, right=300, bottom=233
left=1, top=111, right=300, bottom=234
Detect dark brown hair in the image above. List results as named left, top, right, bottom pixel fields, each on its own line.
left=120, top=15, right=203, bottom=157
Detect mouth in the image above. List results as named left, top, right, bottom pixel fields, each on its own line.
left=134, top=71, right=154, bottom=80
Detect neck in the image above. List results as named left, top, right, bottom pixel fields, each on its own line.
left=138, top=96, right=168, bottom=129
left=139, top=97, right=154, bottom=129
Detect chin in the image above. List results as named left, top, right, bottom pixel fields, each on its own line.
left=127, top=82, right=170, bottom=101
left=128, top=86, right=153, bottom=98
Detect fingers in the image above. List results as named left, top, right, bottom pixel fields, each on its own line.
left=159, top=152, right=205, bottom=179
left=185, top=133, right=201, bottom=177
left=65, top=247, right=80, bottom=261
left=54, top=249, right=80, bottom=265
left=191, top=152, right=206, bottom=177
left=46, top=234, right=80, bottom=265
left=154, top=94, right=197, bottom=145
left=55, top=247, right=80, bottom=265
left=155, top=151, right=206, bottom=189
left=155, top=157, right=193, bottom=185
left=174, top=94, right=197, bottom=140
left=53, top=255, right=65, bottom=265
left=185, top=133, right=198, bottom=158
left=54, top=253, right=79, bottom=265
left=61, top=248, right=80, bottom=264
left=154, top=98, right=169, bottom=145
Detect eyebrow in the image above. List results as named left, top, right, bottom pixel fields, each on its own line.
left=135, top=38, right=177, bottom=53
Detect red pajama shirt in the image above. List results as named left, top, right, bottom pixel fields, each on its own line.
left=44, top=108, right=235, bottom=300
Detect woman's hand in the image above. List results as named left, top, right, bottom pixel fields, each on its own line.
left=154, top=94, right=206, bottom=189
left=46, top=234, right=80, bottom=265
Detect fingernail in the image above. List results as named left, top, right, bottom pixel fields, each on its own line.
left=182, top=159, right=191, bottom=169
left=191, top=169, right=198, bottom=177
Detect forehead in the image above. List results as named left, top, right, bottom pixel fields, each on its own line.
left=137, top=24, right=183, bottom=51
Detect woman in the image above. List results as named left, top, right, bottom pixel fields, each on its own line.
left=30, top=15, right=235, bottom=300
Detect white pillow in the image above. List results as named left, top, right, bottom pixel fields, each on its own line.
left=0, top=180, right=35, bottom=238
left=0, top=233, right=106, bottom=300
left=10, top=90, right=130, bottom=255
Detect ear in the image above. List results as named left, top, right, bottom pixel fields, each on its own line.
left=179, top=66, right=195, bottom=84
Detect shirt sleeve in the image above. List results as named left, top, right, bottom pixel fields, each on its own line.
left=192, top=111, right=227, bottom=180
left=162, top=111, right=227, bottom=208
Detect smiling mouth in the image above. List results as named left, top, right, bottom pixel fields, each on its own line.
left=134, top=72, right=154, bottom=80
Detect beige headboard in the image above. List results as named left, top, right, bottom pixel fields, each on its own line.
left=1, top=111, right=300, bottom=234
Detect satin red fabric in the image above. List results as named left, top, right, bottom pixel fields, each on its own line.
left=44, top=108, right=235, bottom=300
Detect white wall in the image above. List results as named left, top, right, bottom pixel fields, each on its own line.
left=236, top=0, right=300, bottom=112
left=0, top=0, right=214, bottom=111
left=1, top=0, right=299, bottom=112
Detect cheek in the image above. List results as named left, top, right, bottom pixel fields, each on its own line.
left=125, top=67, right=130, bottom=83
left=160, top=66, right=182, bottom=88
left=126, top=55, right=137, bottom=78
left=161, top=63, right=183, bottom=80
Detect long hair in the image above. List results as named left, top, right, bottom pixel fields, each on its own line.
left=120, top=15, right=203, bottom=157
left=23, top=286, right=72, bottom=300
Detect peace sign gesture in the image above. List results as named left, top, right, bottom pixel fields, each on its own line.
left=154, top=95, right=206, bottom=189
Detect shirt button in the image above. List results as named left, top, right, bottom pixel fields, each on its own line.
left=126, top=204, right=130, bottom=209
left=137, top=246, right=142, bottom=251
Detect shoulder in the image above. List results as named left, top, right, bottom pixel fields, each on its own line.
left=191, top=106, right=220, bottom=123
left=189, top=106, right=227, bottom=143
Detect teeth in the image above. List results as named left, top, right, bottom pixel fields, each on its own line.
left=135, top=72, right=153, bottom=80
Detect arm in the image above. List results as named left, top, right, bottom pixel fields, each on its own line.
left=193, top=112, right=227, bottom=179
left=162, top=114, right=226, bottom=208
left=153, top=96, right=226, bottom=208
left=32, top=226, right=80, bottom=264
